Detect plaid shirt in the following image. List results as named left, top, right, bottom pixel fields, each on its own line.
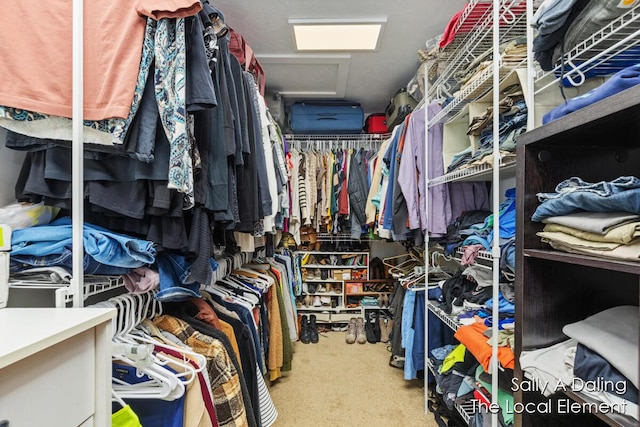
left=154, top=315, right=249, bottom=427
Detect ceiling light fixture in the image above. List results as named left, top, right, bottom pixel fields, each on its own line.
left=289, top=18, right=387, bottom=51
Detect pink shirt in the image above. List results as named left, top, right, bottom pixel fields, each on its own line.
left=0, top=1, right=201, bottom=120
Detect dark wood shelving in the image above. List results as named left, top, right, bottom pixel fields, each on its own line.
left=516, top=81, right=640, bottom=427
left=523, top=249, right=640, bottom=275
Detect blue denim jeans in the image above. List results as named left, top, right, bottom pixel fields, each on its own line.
left=532, top=176, right=640, bottom=221
left=154, top=252, right=203, bottom=302
left=478, top=104, right=528, bottom=149
left=10, top=248, right=133, bottom=275
left=11, top=217, right=156, bottom=268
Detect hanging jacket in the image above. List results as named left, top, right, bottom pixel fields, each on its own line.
left=348, top=148, right=369, bottom=226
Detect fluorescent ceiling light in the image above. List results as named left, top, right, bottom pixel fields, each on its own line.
left=290, top=18, right=386, bottom=51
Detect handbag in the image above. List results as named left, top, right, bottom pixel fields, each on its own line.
left=228, top=27, right=266, bottom=95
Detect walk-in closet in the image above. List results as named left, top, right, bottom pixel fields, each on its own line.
left=0, top=1, right=639, bottom=427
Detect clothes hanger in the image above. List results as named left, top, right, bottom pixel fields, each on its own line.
left=207, top=280, right=256, bottom=308
left=112, top=390, right=128, bottom=409
left=109, top=294, right=190, bottom=398
left=224, top=279, right=261, bottom=305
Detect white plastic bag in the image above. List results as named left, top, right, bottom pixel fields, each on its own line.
left=0, top=202, right=60, bottom=230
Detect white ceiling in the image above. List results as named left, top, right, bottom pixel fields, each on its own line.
left=213, top=0, right=468, bottom=114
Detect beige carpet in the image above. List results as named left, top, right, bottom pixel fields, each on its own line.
left=267, top=330, right=439, bottom=427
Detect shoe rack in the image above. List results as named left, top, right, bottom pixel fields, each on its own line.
left=295, top=251, right=370, bottom=323
left=344, top=278, right=395, bottom=311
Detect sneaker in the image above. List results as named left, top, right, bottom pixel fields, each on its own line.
left=333, top=323, right=348, bottom=332
left=345, top=318, right=357, bottom=344
left=355, top=317, right=367, bottom=344
left=313, top=296, right=322, bottom=307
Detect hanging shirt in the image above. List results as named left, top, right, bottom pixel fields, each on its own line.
left=399, top=103, right=452, bottom=236
left=0, top=1, right=202, bottom=120
left=365, top=138, right=391, bottom=225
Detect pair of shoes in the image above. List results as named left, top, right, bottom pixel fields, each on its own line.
left=379, top=316, right=394, bottom=343
left=300, top=314, right=319, bottom=344
left=303, top=295, right=312, bottom=307
left=345, top=318, right=367, bottom=344
left=312, top=296, right=322, bottom=307
left=377, top=294, right=389, bottom=308
left=365, top=312, right=381, bottom=343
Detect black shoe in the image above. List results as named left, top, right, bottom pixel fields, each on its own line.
left=300, top=315, right=311, bottom=344
left=365, top=312, right=380, bottom=343
left=309, top=314, right=320, bottom=344
left=372, top=312, right=381, bottom=342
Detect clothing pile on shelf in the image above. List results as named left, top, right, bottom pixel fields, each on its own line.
left=520, top=305, right=639, bottom=426
left=436, top=187, right=516, bottom=279
left=446, top=85, right=526, bottom=174
left=426, top=259, right=516, bottom=426
left=533, top=0, right=640, bottom=75
left=532, top=176, right=640, bottom=262
left=365, top=105, right=490, bottom=244
left=430, top=340, right=515, bottom=427
left=10, top=216, right=156, bottom=277
left=453, top=37, right=527, bottom=94
left=543, top=62, right=640, bottom=124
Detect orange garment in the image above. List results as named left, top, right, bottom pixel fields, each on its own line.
left=454, top=322, right=514, bottom=372
left=266, top=285, right=283, bottom=381
left=190, top=298, right=243, bottom=367
left=0, top=1, right=201, bottom=120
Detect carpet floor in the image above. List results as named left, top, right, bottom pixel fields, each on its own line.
left=267, top=329, right=439, bottom=427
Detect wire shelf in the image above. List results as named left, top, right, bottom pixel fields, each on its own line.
left=455, top=399, right=477, bottom=424
left=429, top=1, right=528, bottom=102
left=535, top=4, right=640, bottom=93
left=427, top=300, right=461, bottom=332
left=10, top=275, right=125, bottom=306
left=427, top=358, right=478, bottom=423
left=428, top=157, right=517, bottom=187
left=429, top=62, right=527, bottom=128
left=315, top=232, right=370, bottom=242
left=456, top=248, right=493, bottom=262
left=83, top=276, right=125, bottom=299
left=284, top=133, right=391, bottom=141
